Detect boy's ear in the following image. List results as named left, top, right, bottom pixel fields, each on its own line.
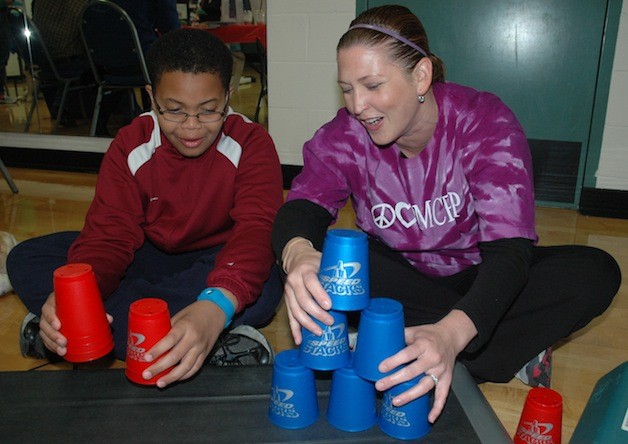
left=145, top=84, right=155, bottom=107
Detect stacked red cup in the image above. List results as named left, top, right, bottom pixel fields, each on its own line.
left=54, top=263, right=114, bottom=363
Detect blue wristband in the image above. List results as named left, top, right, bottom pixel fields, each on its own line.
left=197, top=287, right=236, bottom=328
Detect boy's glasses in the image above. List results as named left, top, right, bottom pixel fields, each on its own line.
left=153, top=96, right=229, bottom=124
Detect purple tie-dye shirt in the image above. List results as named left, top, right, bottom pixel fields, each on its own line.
left=287, top=82, right=537, bottom=277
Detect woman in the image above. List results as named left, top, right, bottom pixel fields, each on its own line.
left=271, top=5, right=620, bottom=423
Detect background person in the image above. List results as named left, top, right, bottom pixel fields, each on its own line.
left=271, top=5, right=621, bottom=423
left=31, top=0, right=92, bottom=126
left=0, top=0, right=16, bottom=103
left=111, top=0, right=181, bottom=54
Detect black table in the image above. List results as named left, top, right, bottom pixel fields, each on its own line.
left=1, top=363, right=511, bottom=443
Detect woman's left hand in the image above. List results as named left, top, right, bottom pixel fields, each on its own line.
left=374, top=309, right=477, bottom=423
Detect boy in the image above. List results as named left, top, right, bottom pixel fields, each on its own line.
left=8, top=29, right=283, bottom=388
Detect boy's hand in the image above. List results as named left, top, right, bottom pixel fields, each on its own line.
left=39, top=292, right=114, bottom=357
left=141, top=301, right=225, bottom=387
left=39, top=292, right=68, bottom=356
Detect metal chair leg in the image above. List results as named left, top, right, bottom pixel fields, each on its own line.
left=23, top=85, right=39, bottom=133
left=254, top=86, right=266, bottom=123
left=53, top=81, right=72, bottom=134
left=90, top=86, right=104, bottom=137
left=0, top=159, right=18, bottom=194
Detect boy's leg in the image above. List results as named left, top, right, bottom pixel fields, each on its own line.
left=9, top=235, right=282, bottom=361
left=7, top=231, right=79, bottom=315
left=205, top=267, right=282, bottom=367
left=102, top=242, right=282, bottom=359
left=231, top=264, right=282, bottom=328
left=7, top=232, right=79, bottom=358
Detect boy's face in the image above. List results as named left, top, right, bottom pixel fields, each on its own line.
left=146, top=71, right=228, bottom=158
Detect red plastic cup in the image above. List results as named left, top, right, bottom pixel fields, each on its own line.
left=53, top=263, right=114, bottom=363
left=125, top=298, right=174, bottom=385
left=514, top=387, right=563, bottom=444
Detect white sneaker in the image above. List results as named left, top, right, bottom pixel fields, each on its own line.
left=0, top=232, right=17, bottom=295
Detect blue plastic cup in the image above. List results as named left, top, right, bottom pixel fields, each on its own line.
left=318, top=229, right=370, bottom=311
left=378, top=376, right=432, bottom=440
left=326, top=360, right=378, bottom=432
left=352, top=297, right=405, bottom=381
left=299, top=309, right=351, bottom=371
left=268, top=349, right=319, bottom=429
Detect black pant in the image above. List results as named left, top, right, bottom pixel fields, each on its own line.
left=7, top=232, right=282, bottom=360
left=367, top=240, right=621, bottom=383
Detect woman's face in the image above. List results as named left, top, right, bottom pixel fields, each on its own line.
left=337, top=45, right=425, bottom=148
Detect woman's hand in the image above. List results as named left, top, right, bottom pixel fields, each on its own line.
left=281, top=237, right=334, bottom=344
left=374, top=310, right=477, bottom=423
left=142, top=301, right=225, bottom=388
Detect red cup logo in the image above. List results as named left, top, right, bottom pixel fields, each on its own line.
left=515, top=420, right=557, bottom=444
left=127, top=331, right=148, bottom=362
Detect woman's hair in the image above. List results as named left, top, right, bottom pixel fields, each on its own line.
left=338, top=5, right=445, bottom=83
left=146, top=28, right=233, bottom=90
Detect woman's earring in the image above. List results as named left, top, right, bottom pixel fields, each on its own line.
left=418, top=95, right=426, bottom=103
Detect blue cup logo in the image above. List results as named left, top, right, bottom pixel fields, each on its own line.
left=302, top=323, right=349, bottom=358
left=269, top=386, right=299, bottom=419
left=268, top=350, right=319, bottom=429
left=299, top=310, right=351, bottom=370
left=319, top=260, right=366, bottom=294
left=380, top=392, right=413, bottom=428
left=378, top=377, right=432, bottom=440
left=318, top=229, right=370, bottom=311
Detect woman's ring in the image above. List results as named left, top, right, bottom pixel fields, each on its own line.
left=428, top=373, right=439, bottom=387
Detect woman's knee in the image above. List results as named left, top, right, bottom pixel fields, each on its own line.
left=534, top=245, right=620, bottom=309
left=576, top=246, right=621, bottom=311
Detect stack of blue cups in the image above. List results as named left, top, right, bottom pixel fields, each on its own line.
left=268, top=229, right=433, bottom=440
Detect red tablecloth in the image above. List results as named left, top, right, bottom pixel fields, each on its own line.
left=187, top=23, right=266, bottom=49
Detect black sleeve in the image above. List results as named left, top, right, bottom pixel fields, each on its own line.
left=453, top=237, right=533, bottom=353
left=271, top=199, right=333, bottom=263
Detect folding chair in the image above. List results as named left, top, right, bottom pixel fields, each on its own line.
left=252, top=38, right=267, bottom=123
left=6, top=6, right=93, bottom=134
left=79, top=0, right=151, bottom=136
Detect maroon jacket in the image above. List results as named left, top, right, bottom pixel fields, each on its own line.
left=68, top=110, right=283, bottom=311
